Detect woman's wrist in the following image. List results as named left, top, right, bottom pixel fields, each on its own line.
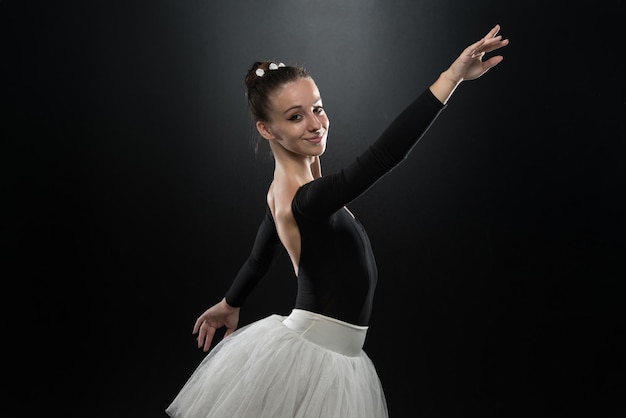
left=429, top=69, right=462, bottom=105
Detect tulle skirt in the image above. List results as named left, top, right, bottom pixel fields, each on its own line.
left=166, top=309, right=388, bottom=418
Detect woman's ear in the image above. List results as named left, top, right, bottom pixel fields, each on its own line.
left=256, top=121, right=274, bottom=141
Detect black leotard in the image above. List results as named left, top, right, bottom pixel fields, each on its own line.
left=225, top=88, right=445, bottom=325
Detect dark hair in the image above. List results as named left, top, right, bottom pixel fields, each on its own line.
left=245, top=61, right=311, bottom=122
left=244, top=61, right=311, bottom=157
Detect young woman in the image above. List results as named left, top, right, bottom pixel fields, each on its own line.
left=167, top=24, right=509, bottom=418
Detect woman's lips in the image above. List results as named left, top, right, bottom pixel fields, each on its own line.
left=305, top=132, right=325, bottom=144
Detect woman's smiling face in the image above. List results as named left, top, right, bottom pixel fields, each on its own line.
left=256, top=77, right=330, bottom=158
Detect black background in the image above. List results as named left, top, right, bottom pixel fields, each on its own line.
left=4, top=1, right=625, bottom=417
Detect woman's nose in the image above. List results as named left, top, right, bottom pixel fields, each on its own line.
left=308, top=116, right=323, bottom=132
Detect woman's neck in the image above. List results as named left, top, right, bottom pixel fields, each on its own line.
left=270, top=143, right=321, bottom=184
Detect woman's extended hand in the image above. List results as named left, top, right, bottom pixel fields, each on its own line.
left=192, top=298, right=240, bottom=352
left=430, top=24, right=509, bottom=104
left=448, top=24, right=509, bottom=82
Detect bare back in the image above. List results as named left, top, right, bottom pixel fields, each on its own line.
left=266, top=179, right=303, bottom=276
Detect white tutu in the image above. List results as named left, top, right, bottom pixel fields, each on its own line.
left=166, top=310, right=388, bottom=418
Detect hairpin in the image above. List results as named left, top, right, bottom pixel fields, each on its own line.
left=256, top=62, right=285, bottom=77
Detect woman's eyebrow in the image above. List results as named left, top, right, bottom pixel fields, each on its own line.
left=283, top=98, right=322, bottom=115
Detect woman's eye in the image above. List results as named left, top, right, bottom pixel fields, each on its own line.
left=314, top=106, right=324, bottom=114
left=288, top=114, right=302, bottom=121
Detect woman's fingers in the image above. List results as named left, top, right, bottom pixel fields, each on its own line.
left=197, top=322, right=216, bottom=351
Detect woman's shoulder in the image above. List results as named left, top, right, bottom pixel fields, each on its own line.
left=267, top=178, right=300, bottom=218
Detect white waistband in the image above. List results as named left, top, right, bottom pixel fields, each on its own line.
left=282, top=309, right=368, bottom=357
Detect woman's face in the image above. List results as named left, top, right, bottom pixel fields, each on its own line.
left=257, top=77, right=330, bottom=158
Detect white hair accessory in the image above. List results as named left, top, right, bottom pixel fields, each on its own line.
left=256, top=62, right=285, bottom=77
left=269, top=62, right=285, bottom=70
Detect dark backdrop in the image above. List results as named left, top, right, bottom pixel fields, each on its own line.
left=4, top=1, right=625, bottom=417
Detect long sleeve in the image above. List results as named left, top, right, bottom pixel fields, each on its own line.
left=224, top=207, right=281, bottom=307
left=293, top=88, right=445, bottom=218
